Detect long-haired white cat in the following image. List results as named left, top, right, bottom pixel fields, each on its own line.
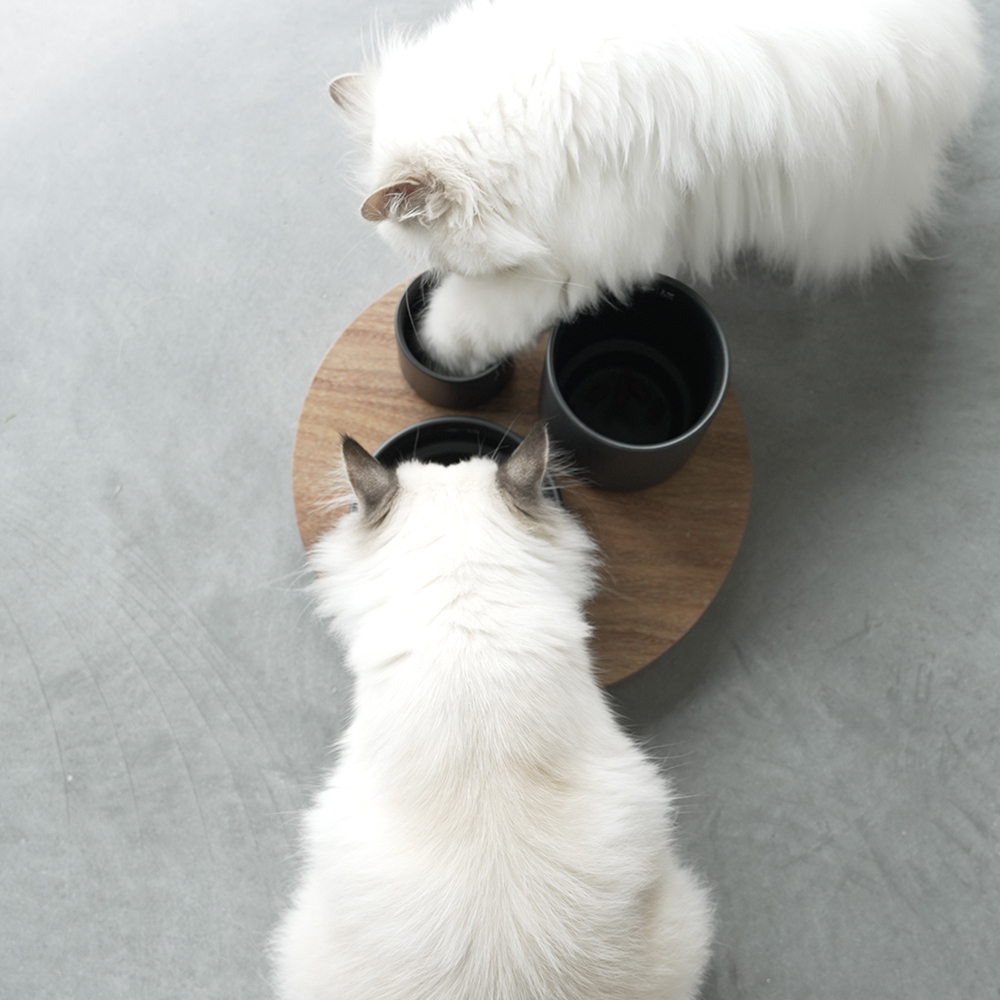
left=272, top=426, right=713, bottom=1000
left=330, top=0, right=983, bottom=374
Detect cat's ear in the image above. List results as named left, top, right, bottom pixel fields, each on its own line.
left=361, top=177, right=433, bottom=223
left=341, top=435, right=398, bottom=523
left=498, top=423, right=550, bottom=513
left=328, top=73, right=369, bottom=118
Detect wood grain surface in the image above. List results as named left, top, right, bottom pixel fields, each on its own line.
left=293, top=282, right=752, bottom=685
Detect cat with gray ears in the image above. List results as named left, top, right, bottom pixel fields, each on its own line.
left=330, top=0, right=983, bottom=375
left=272, top=426, right=713, bottom=1000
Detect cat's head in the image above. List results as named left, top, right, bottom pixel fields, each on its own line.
left=329, top=72, right=549, bottom=276
left=340, top=422, right=560, bottom=529
left=310, top=424, right=598, bottom=645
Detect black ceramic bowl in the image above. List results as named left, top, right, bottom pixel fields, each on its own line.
left=539, top=275, right=729, bottom=492
left=373, top=416, right=561, bottom=504
left=395, top=272, right=514, bottom=408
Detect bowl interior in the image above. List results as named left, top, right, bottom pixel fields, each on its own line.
left=551, top=281, right=727, bottom=447
left=374, top=418, right=561, bottom=503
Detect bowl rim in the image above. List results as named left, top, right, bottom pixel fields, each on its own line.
left=373, top=415, right=523, bottom=463
left=373, top=415, right=562, bottom=503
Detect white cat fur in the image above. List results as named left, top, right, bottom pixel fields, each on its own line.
left=272, top=433, right=713, bottom=1000
left=334, top=0, right=983, bottom=374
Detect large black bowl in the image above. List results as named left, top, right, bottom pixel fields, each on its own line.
left=539, top=276, right=729, bottom=491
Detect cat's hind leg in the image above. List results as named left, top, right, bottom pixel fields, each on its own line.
left=419, top=271, right=570, bottom=375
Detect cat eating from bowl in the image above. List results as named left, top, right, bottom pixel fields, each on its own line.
left=330, top=0, right=983, bottom=376
left=272, top=425, right=714, bottom=1000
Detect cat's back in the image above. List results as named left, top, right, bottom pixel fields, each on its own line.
left=277, top=717, right=706, bottom=1000
left=275, top=656, right=701, bottom=999
left=372, top=0, right=980, bottom=167
left=379, top=0, right=980, bottom=82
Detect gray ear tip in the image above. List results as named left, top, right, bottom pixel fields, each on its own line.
left=497, top=422, right=551, bottom=507
left=522, top=421, right=550, bottom=455
left=341, top=434, right=398, bottom=521
left=341, top=434, right=383, bottom=469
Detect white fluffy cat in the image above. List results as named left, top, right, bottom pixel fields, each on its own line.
left=330, top=0, right=983, bottom=374
left=272, top=426, right=713, bottom=1000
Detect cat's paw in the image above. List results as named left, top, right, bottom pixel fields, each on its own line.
left=419, top=301, right=500, bottom=377
left=418, top=279, right=510, bottom=376
left=418, top=272, right=564, bottom=376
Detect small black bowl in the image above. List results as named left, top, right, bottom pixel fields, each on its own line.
left=395, top=272, right=515, bottom=409
left=373, top=416, right=561, bottom=504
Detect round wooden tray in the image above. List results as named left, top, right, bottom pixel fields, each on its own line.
left=293, top=282, right=752, bottom=686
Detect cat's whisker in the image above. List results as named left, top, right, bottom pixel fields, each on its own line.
left=330, top=227, right=384, bottom=274
left=262, top=566, right=315, bottom=595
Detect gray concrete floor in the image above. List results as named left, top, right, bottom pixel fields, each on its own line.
left=2, top=2, right=999, bottom=997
